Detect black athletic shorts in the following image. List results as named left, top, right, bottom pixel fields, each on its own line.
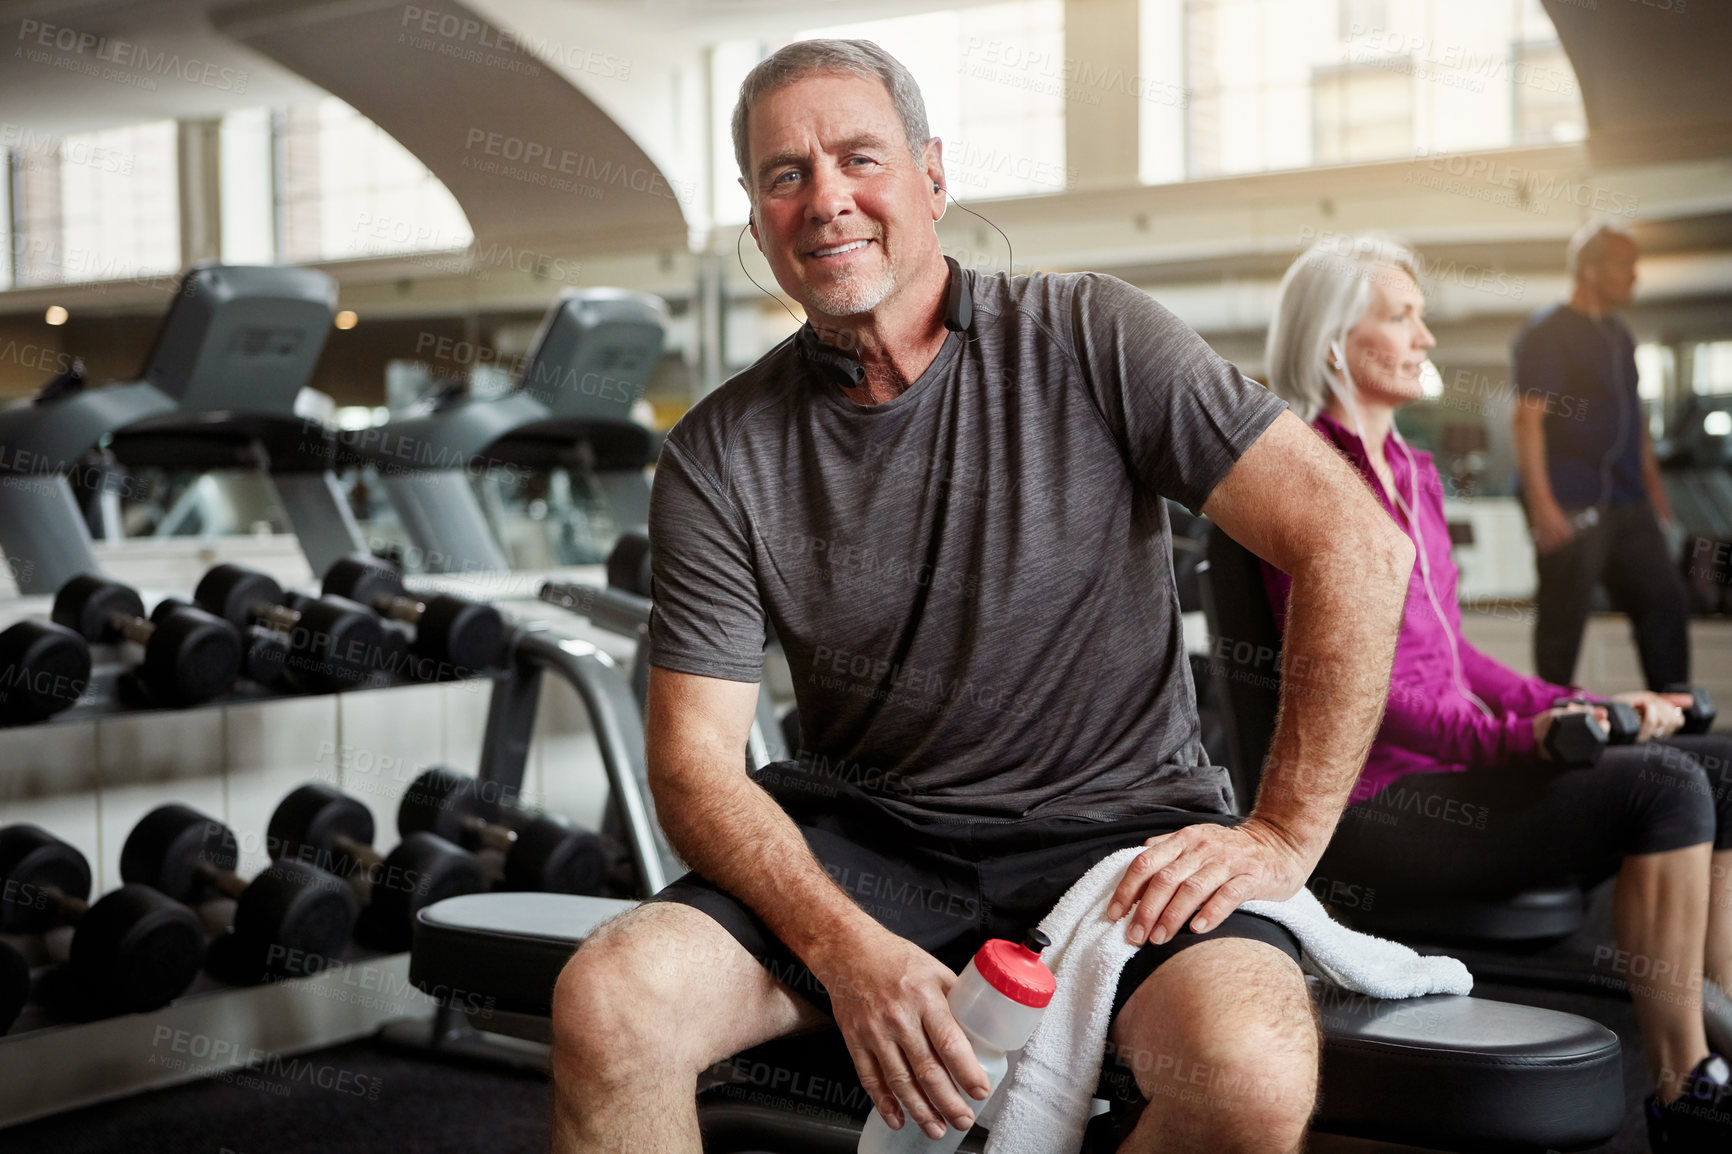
left=646, top=775, right=1302, bottom=1024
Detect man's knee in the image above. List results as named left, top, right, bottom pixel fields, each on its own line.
left=551, top=906, right=723, bottom=1072
left=1116, top=940, right=1318, bottom=1140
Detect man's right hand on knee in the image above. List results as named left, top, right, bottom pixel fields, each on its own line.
left=809, top=926, right=991, bottom=1140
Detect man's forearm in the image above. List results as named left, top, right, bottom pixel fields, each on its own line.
left=653, top=763, right=878, bottom=968
left=1641, top=433, right=1671, bottom=516
left=1512, top=407, right=1558, bottom=514
left=1251, top=532, right=1410, bottom=862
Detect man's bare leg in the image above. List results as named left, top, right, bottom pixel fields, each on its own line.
left=1108, top=938, right=1318, bottom=1154
left=549, top=902, right=829, bottom=1154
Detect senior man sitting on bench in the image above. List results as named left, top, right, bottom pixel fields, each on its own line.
left=549, top=39, right=1414, bottom=1154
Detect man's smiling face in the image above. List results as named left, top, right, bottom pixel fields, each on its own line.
left=744, top=71, right=943, bottom=322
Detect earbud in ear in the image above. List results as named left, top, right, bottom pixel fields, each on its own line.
left=934, top=182, right=943, bottom=193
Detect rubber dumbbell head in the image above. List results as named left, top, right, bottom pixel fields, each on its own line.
left=326, top=556, right=502, bottom=673
left=193, top=564, right=287, bottom=630
left=239, top=627, right=289, bottom=686
left=1545, top=711, right=1608, bottom=768
left=0, top=941, right=29, bottom=1034
left=140, top=608, right=243, bottom=707
left=53, top=576, right=239, bottom=707
left=0, top=620, right=91, bottom=724
left=270, top=783, right=484, bottom=951
left=52, top=574, right=143, bottom=643
left=413, top=595, right=504, bottom=672
left=0, top=822, right=90, bottom=934
left=322, top=555, right=405, bottom=608
left=502, top=814, right=610, bottom=895
left=1559, top=696, right=1640, bottom=745
left=1666, top=685, right=1717, bottom=735
left=283, top=597, right=384, bottom=691
left=1602, top=702, right=1641, bottom=744
left=120, top=803, right=241, bottom=903
left=268, top=783, right=377, bottom=879
left=69, top=884, right=205, bottom=1013
left=230, top=858, right=357, bottom=973
left=606, top=530, right=653, bottom=598
left=162, top=598, right=287, bottom=689
left=362, top=833, right=485, bottom=952
left=398, top=767, right=500, bottom=846
left=0, top=824, right=203, bottom=1012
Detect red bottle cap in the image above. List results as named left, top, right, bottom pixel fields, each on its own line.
left=973, top=932, right=1055, bottom=1008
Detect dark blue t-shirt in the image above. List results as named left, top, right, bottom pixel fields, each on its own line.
left=1510, top=304, right=1644, bottom=508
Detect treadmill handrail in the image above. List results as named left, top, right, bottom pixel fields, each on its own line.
left=0, top=381, right=176, bottom=472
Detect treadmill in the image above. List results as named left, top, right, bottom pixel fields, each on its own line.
left=358, top=288, right=666, bottom=574
left=0, top=265, right=362, bottom=592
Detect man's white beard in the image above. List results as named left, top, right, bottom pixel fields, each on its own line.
left=804, top=261, right=895, bottom=317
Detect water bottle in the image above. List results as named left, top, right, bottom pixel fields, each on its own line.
left=858, top=930, right=1056, bottom=1154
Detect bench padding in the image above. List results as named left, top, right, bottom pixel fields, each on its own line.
left=411, top=893, right=1623, bottom=1152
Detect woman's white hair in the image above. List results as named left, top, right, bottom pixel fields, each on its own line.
left=1265, top=232, right=1422, bottom=422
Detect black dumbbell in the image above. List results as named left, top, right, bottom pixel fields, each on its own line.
left=322, top=555, right=504, bottom=673
left=0, top=620, right=91, bottom=724
left=120, top=804, right=357, bottom=982
left=192, top=563, right=384, bottom=692
left=154, top=597, right=288, bottom=688
left=0, top=939, right=27, bottom=1034
left=1665, top=685, right=1718, bottom=735
left=606, top=529, right=652, bottom=598
left=266, top=783, right=485, bottom=950
left=1545, top=708, right=1609, bottom=767
left=399, top=767, right=610, bottom=894
left=0, top=824, right=204, bottom=1013
left=52, top=575, right=241, bottom=707
left=1555, top=696, right=1641, bottom=744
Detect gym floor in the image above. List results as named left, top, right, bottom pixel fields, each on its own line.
left=0, top=980, right=1655, bottom=1154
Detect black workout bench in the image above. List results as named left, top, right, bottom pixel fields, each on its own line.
left=398, top=563, right=1626, bottom=1152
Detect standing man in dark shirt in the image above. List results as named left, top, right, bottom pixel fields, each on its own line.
left=549, top=39, right=1414, bottom=1153
left=1513, top=220, right=1691, bottom=690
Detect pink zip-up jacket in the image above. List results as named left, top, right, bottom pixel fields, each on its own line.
left=1260, top=412, right=1578, bottom=804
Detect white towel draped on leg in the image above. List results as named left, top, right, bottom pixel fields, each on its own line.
left=981, top=846, right=1472, bottom=1154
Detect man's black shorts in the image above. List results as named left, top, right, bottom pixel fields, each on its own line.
left=646, top=780, right=1301, bottom=1024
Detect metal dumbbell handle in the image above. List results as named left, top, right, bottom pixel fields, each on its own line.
left=250, top=602, right=301, bottom=633
left=112, top=613, right=157, bottom=647
left=372, top=593, right=425, bottom=626
left=459, top=815, right=517, bottom=855
left=331, top=833, right=385, bottom=873
left=42, top=884, right=89, bottom=922
left=194, top=859, right=249, bottom=901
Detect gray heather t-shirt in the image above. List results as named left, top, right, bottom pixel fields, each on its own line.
left=647, top=270, right=1286, bottom=827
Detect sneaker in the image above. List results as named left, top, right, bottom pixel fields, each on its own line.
left=1648, top=1054, right=1732, bottom=1151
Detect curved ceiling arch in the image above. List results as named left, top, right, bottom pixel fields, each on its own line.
left=1544, top=0, right=1732, bottom=165
left=213, top=0, right=691, bottom=257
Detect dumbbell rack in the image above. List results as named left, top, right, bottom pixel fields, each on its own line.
left=7, top=638, right=499, bottom=728
left=0, top=606, right=664, bottom=1123
left=0, top=950, right=428, bottom=1127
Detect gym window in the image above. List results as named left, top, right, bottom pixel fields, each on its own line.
left=5, top=121, right=179, bottom=287
left=1692, top=341, right=1732, bottom=398
left=1154, top=0, right=1583, bottom=182
left=707, top=0, right=1068, bottom=226
left=271, top=98, right=472, bottom=263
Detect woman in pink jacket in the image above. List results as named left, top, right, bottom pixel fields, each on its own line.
left=1261, top=233, right=1732, bottom=1148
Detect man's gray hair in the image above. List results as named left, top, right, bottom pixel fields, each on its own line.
left=1265, top=232, right=1422, bottom=422
left=1565, top=217, right=1636, bottom=281
left=731, top=39, right=931, bottom=194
